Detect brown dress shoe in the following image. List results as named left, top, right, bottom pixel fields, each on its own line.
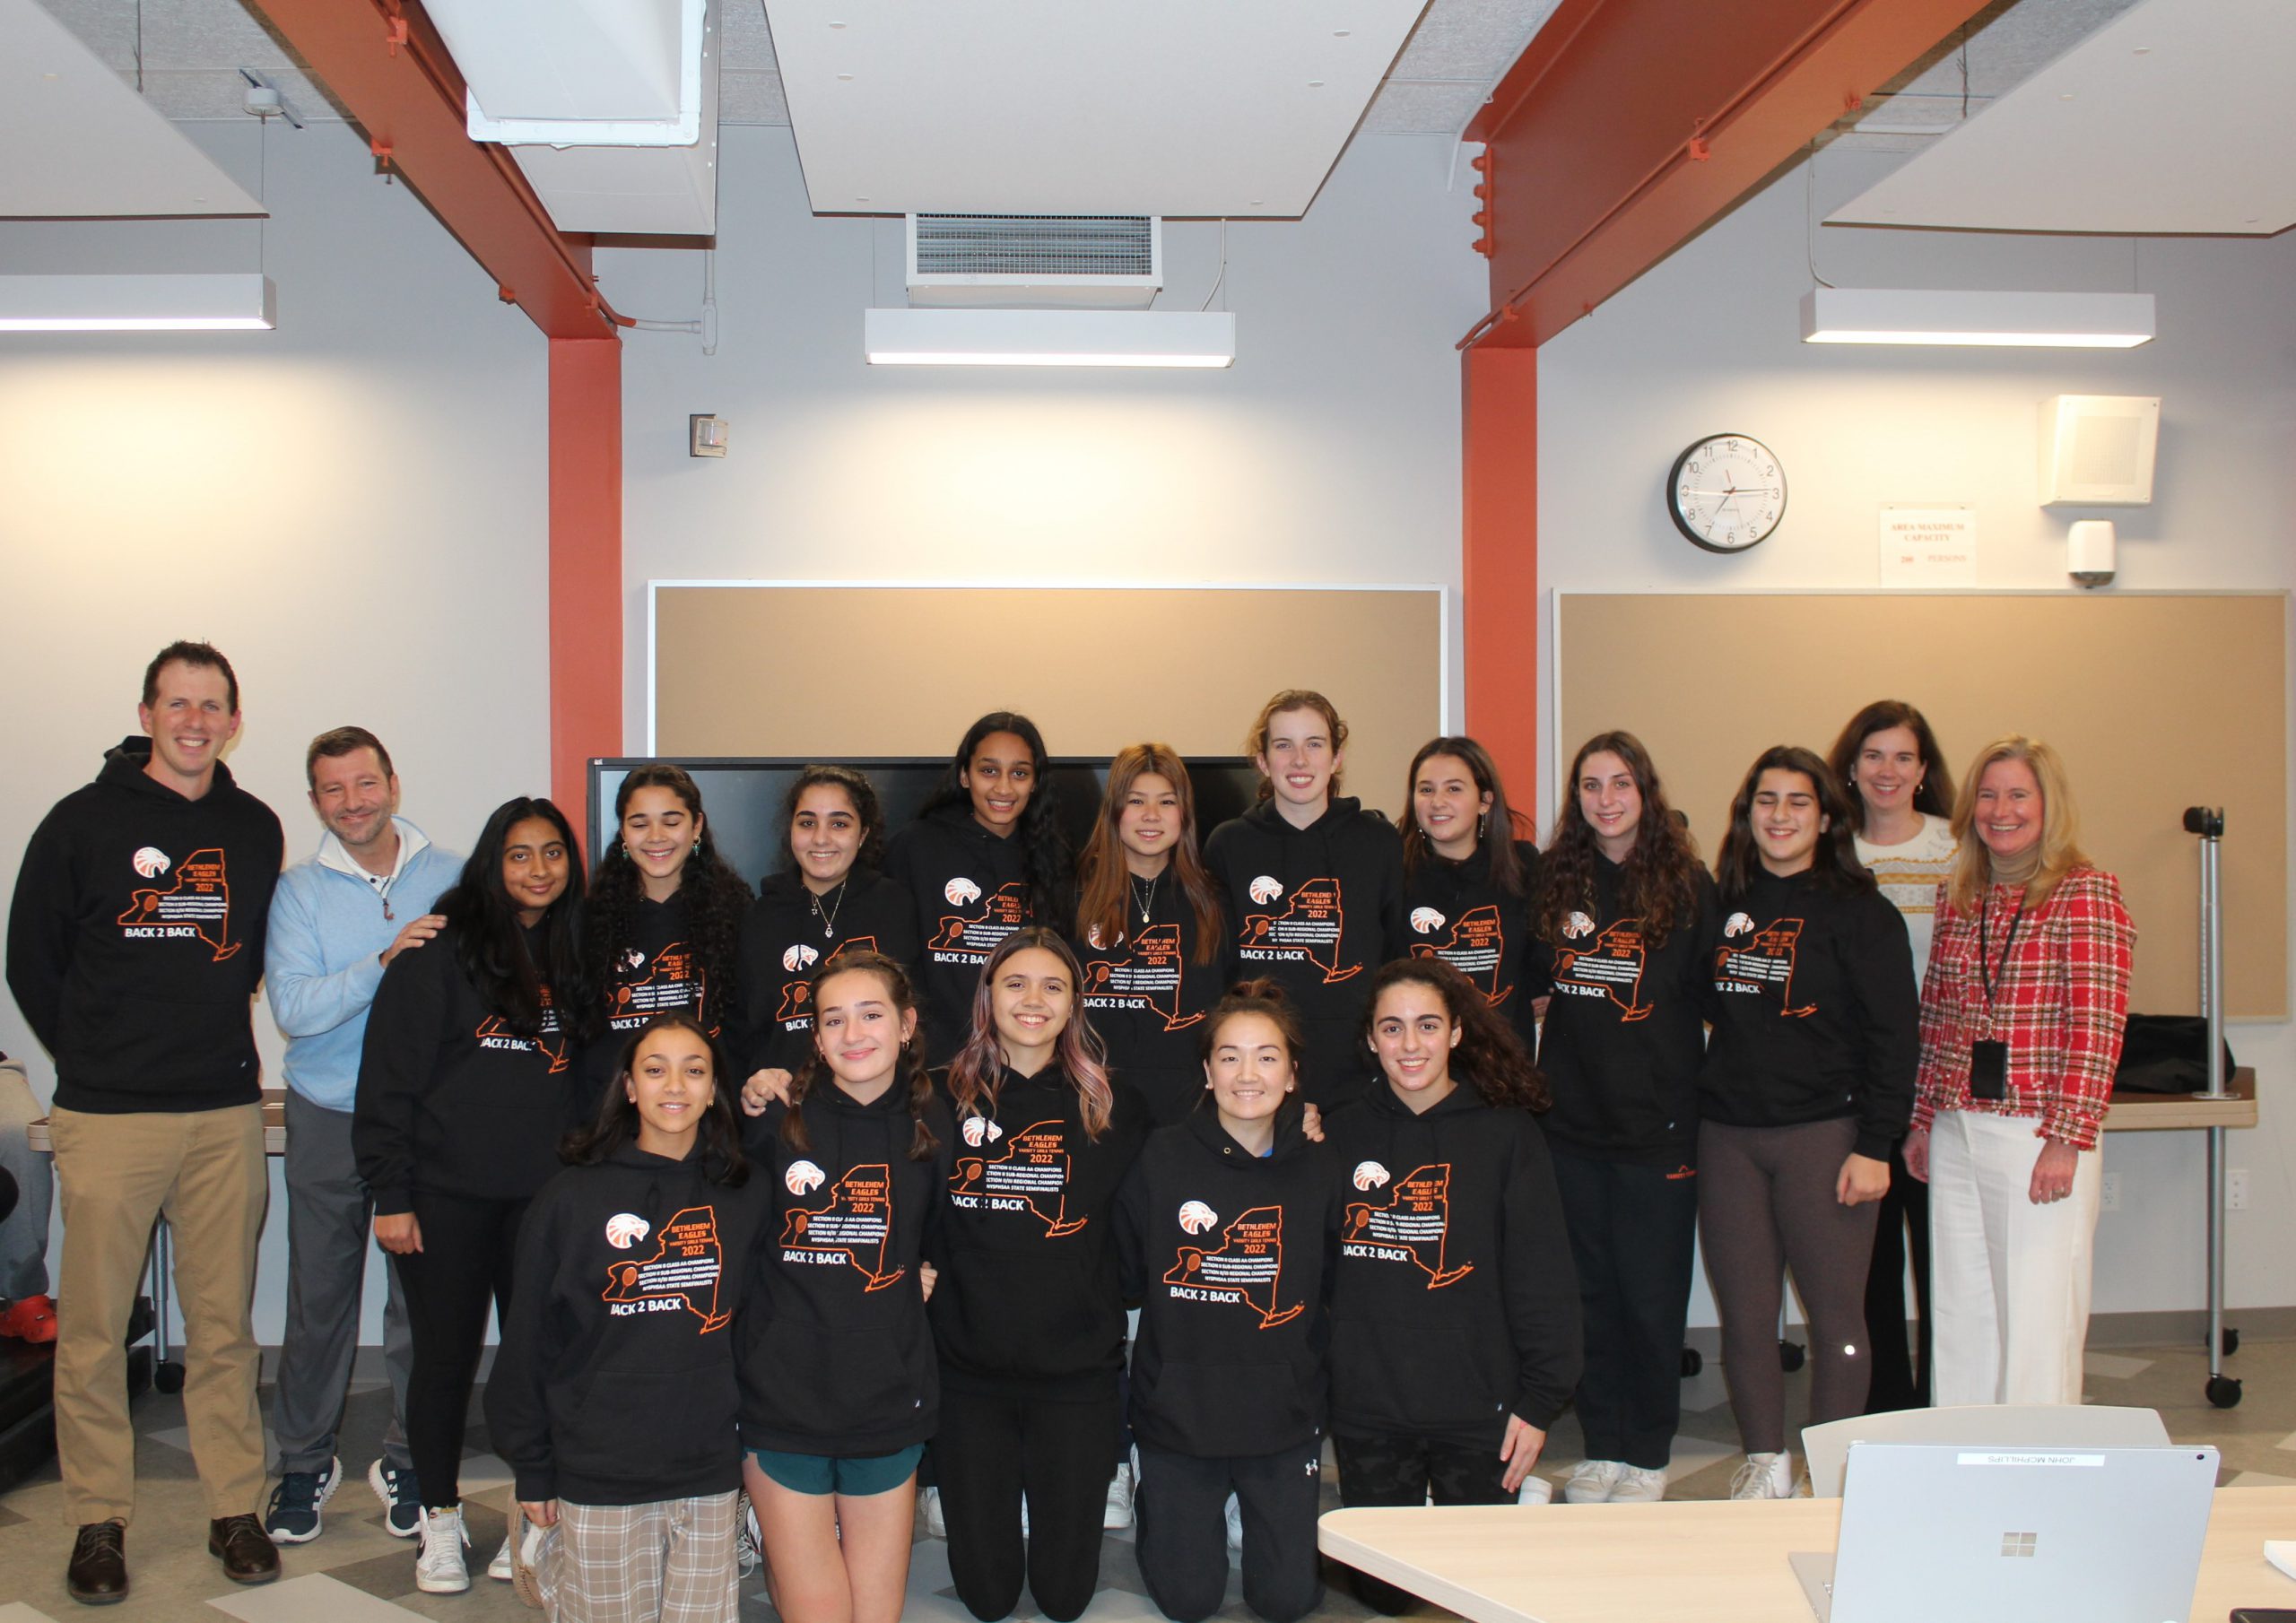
left=66, top=1521, right=127, bottom=1606
left=208, top=1514, right=280, bottom=1584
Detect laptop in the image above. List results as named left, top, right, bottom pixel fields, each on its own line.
left=1790, top=1441, right=2219, bottom=1623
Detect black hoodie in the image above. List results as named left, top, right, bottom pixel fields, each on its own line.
left=1321, top=1078, right=1581, bottom=1447
left=885, top=805, right=1034, bottom=1065
left=737, top=1078, right=954, bottom=1456
left=1116, top=1106, right=1338, bottom=1458
left=487, top=1142, right=770, bottom=1506
left=1700, top=867, right=1918, bottom=1161
left=730, top=869, right=918, bottom=1077
left=1403, top=839, right=1541, bottom=1050
left=1202, top=798, right=1404, bottom=1105
left=578, top=890, right=717, bottom=1103
left=354, top=920, right=581, bottom=1215
left=7, top=739, right=283, bottom=1114
left=926, top=1063, right=1151, bottom=1393
left=1531, top=857, right=1722, bottom=1167
left=1072, top=881, right=1229, bottom=1127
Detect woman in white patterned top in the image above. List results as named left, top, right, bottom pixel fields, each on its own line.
left=1828, top=700, right=1957, bottom=1413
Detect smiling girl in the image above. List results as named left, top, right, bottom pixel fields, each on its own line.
left=928, top=928, right=1151, bottom=1623
left=1203, top=691, right=1404, bottom=1106
left=1699, top=747, right=1918, bottom=1498
left=486, top=1013, right=764, bottom=1623
left=1400, top=737, right=1540, bottom=1046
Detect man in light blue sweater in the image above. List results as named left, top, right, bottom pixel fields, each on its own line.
left=262, top=728, right=461, bottom=1545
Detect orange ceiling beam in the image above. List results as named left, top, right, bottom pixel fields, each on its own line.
left=239, top=0, right=617, bottom=340
left=1461, top=0, right=1991, bottom=349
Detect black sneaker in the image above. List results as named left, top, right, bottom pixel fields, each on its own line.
left=369, top=1457, right=422, bottom=1539
left=262, top=1455, right=339, bottom=1545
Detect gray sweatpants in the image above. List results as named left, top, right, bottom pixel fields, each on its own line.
left=270, top=1089, right=413, bottom=1475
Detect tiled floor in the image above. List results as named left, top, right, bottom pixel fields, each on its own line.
left=0, top=1335, right=2290, bottom=1621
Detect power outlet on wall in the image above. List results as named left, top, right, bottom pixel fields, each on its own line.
left=2100, top=1172, right=2121, bottom=1212
left=2227, top=1169, right=2250, bottom=1211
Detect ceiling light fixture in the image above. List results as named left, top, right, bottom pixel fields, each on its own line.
left=1801, top=287, right=2153, bottom=347
left=0, top=273, right=276, bottom=332
left=865, top=308, right=1234, bottom=368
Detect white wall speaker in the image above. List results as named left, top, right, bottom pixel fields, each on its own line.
left=2039, top=395, right=2160, bottom=506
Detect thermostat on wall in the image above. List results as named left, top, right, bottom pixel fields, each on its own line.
left=690, top=414, right=728, bottom=458
left=2039, top=395, right=2157, bottom=506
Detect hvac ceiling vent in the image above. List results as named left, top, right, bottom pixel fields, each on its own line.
left=907, top=215, right=1161, bottom=308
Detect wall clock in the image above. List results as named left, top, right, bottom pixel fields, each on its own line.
left=1668, top=433, right=1786, bottom=553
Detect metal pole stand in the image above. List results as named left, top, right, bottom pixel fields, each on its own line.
left=2185, top=806, right=2241, bottom=1409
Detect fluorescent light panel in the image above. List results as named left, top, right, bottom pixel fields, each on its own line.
left=865, top=308, right=1234, bottom=368
left=0, top=273, right=276, bottom=332
left=1802, top=287, right=2152, bottom=348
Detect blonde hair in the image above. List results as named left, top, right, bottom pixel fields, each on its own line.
left=1946, top=735, right=2092, bottom=909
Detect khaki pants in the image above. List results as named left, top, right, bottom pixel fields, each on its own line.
left=539, top=1491, right=742, bottom=1623
left=49, top=1103, right=267, bottom=1525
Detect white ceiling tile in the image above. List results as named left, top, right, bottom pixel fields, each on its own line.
left=30, top=0, right=141, bottom=66
left=1878, top=0, right=2145, bottom=102
left=719, top=68, right=790, bottom=124
left=1390, top=0, right=1559, bottom=81
left=134, top=0, right=302, bottom=71
left=721, top=0, right=777, bottom=69
left=1361, top=79, right=1491, bottom=135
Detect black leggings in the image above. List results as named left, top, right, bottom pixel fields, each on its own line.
left=1863, top=1141, right=1932, bottom=1410
left=935, top=1376, right=1119, bottom=1623
left=394, top=1191, right=526, bottom=1510
left=1551, top=1146, right=1699, bottom=1471
left=1697, top=1118, right=1877, bottom=1455
left=1333, top=1431, right=1510, bottom=1615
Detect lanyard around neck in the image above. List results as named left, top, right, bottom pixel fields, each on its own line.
left=1976, top=886, right=2027, bottom=1008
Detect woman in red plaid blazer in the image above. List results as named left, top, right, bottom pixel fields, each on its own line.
left=1903, top=736, right=2134, bottom=1406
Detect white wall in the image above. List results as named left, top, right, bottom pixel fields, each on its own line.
left=0, top=117, right=551, bottom=1342
left=1537, top=143, right=2296, bottom=1324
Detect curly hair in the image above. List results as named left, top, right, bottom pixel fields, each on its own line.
left=438, top=796, right=597, bottom=1045
left=586, top=765, right=752, bottom=1028
left=781, top=951, right=940, bottom=1163
left=562, top=1012, right=748, bottom=1185
left=1360, top=957, right=1549, bottom=1112
left=916, top=712, right=1074, bottom=927
left=1714, top=745, right=1876, bottom=902
left=1535, top=731, right=1702, bottom=950
left=947, top=927, right=1115, bottom=1141
left=1401, top=735, right=1534, bottom=895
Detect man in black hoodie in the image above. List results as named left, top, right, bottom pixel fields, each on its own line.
left=6, top=642, right=285, bottom=1604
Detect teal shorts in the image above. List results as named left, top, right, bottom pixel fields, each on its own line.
left=747, top=1443, right=924, bottom=1498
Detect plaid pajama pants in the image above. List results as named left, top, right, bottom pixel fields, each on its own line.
left=540, top=1490, right=743, bottom=1623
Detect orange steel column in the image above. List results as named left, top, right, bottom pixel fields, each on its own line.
left=1462, top=345, right=1541, bottom=803
left=550, top=336, right=623, bottom=846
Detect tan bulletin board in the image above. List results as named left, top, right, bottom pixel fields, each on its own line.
left=1555, top=593, right=2288, bottom=1019
left=651, top=584, right=1446, bottom=823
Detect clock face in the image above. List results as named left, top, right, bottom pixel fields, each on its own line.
left=1668, top=434, right=1786, bottom=553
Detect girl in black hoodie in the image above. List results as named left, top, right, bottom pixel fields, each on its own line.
left=1700, top=746, right=1918, bottom=1500
left=1323, top=959, right=1580, bottom=1616
left=928, top=927, right=1151, bottom=1623
left=487, top=1012, right=766, bottom=1622
left=1203, top=690, right=1405, bottom=1106
left=355, top=796, right=599, bottom=1593
left=738, top=951, right=952, bottom=1623
left=1401, top=736, right=1541, bottom=1050
left=1117, top=981, right=1338, bottom=1623
left=887, top=713, right=1074, bottom=1065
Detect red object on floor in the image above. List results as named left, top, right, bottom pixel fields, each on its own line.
left=0, top=1293, right=57, bottom=1343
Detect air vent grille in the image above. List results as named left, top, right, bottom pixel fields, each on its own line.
left=913, top=214, right=1156, bottom=279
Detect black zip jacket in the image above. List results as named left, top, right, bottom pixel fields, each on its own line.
left=1116, top=1107, right=1338, bottom=1457
left=1403, top=839, right=1541, bottom=1050
left=885, top=806, right=1035, bottom=1065
left=487, top=1142, right=770, bottom=1505
left=737, top=1079, right=954, bottom=1455
left=7, top=740, right=283, bottom=1113
left=926, top=1063, right=1151, bottom=1393
left=353, top=921, right=580, bottom=1215
left=1700, top=867, right=1919, bottom=1161
left=729, top=870, right=918, bottom=1077
left=1321, top=1078, right=1581, bottom=1446
left=1202, top=798, right=1405, bottom=1106
left=1531, top=859, right=1723, bottom=1167
left=1072, top=881, right=1229, bottom=1127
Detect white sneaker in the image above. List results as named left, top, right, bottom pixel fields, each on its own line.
left=1562, top=1459, right=1625, bottom=1505
left=1223, top=1492, right=1242, bottom=1553
left=1728, top=1452, right=1794, bottom=1501
left=416, top=1506, right=472, bottom=1594
left=1609, top=1466, right=1667, bottom=1504
left=920, top=1486, right=947, bottom=1539
left=488, top=1530, right=516, bottom=1581
left=1515, top=1476, right=1554, bottom=1506
left=738, top=1495, right=761, bottom=1575
left=1103, top=1463, right=1135, bottom=1530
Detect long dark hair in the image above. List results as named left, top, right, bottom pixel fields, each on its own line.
left=917, top=712, right=1073, bottom=924
left=1074, top=743, right=1223, bottom=965
left=948, top=927, right=1115, bottom=1141
left=1714, top=745, right=1876, bottom=902
left=562, top=1012, right=748, bottom=1184
left=585, top=766, right=752, bottom=1024
left=781, top=951, right=941, bottom=1162
left=1825, top=699, right=1956, bottom=833
left=1360, top=957, right=1549, bottom=1112
left=1535, top=731, right=1701, bottom=949
left=1401, top=735, right=1533, bottom=895
left=439, top=796, right=596, bottom=1043
left=776, top=764, right=888, bottom=880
